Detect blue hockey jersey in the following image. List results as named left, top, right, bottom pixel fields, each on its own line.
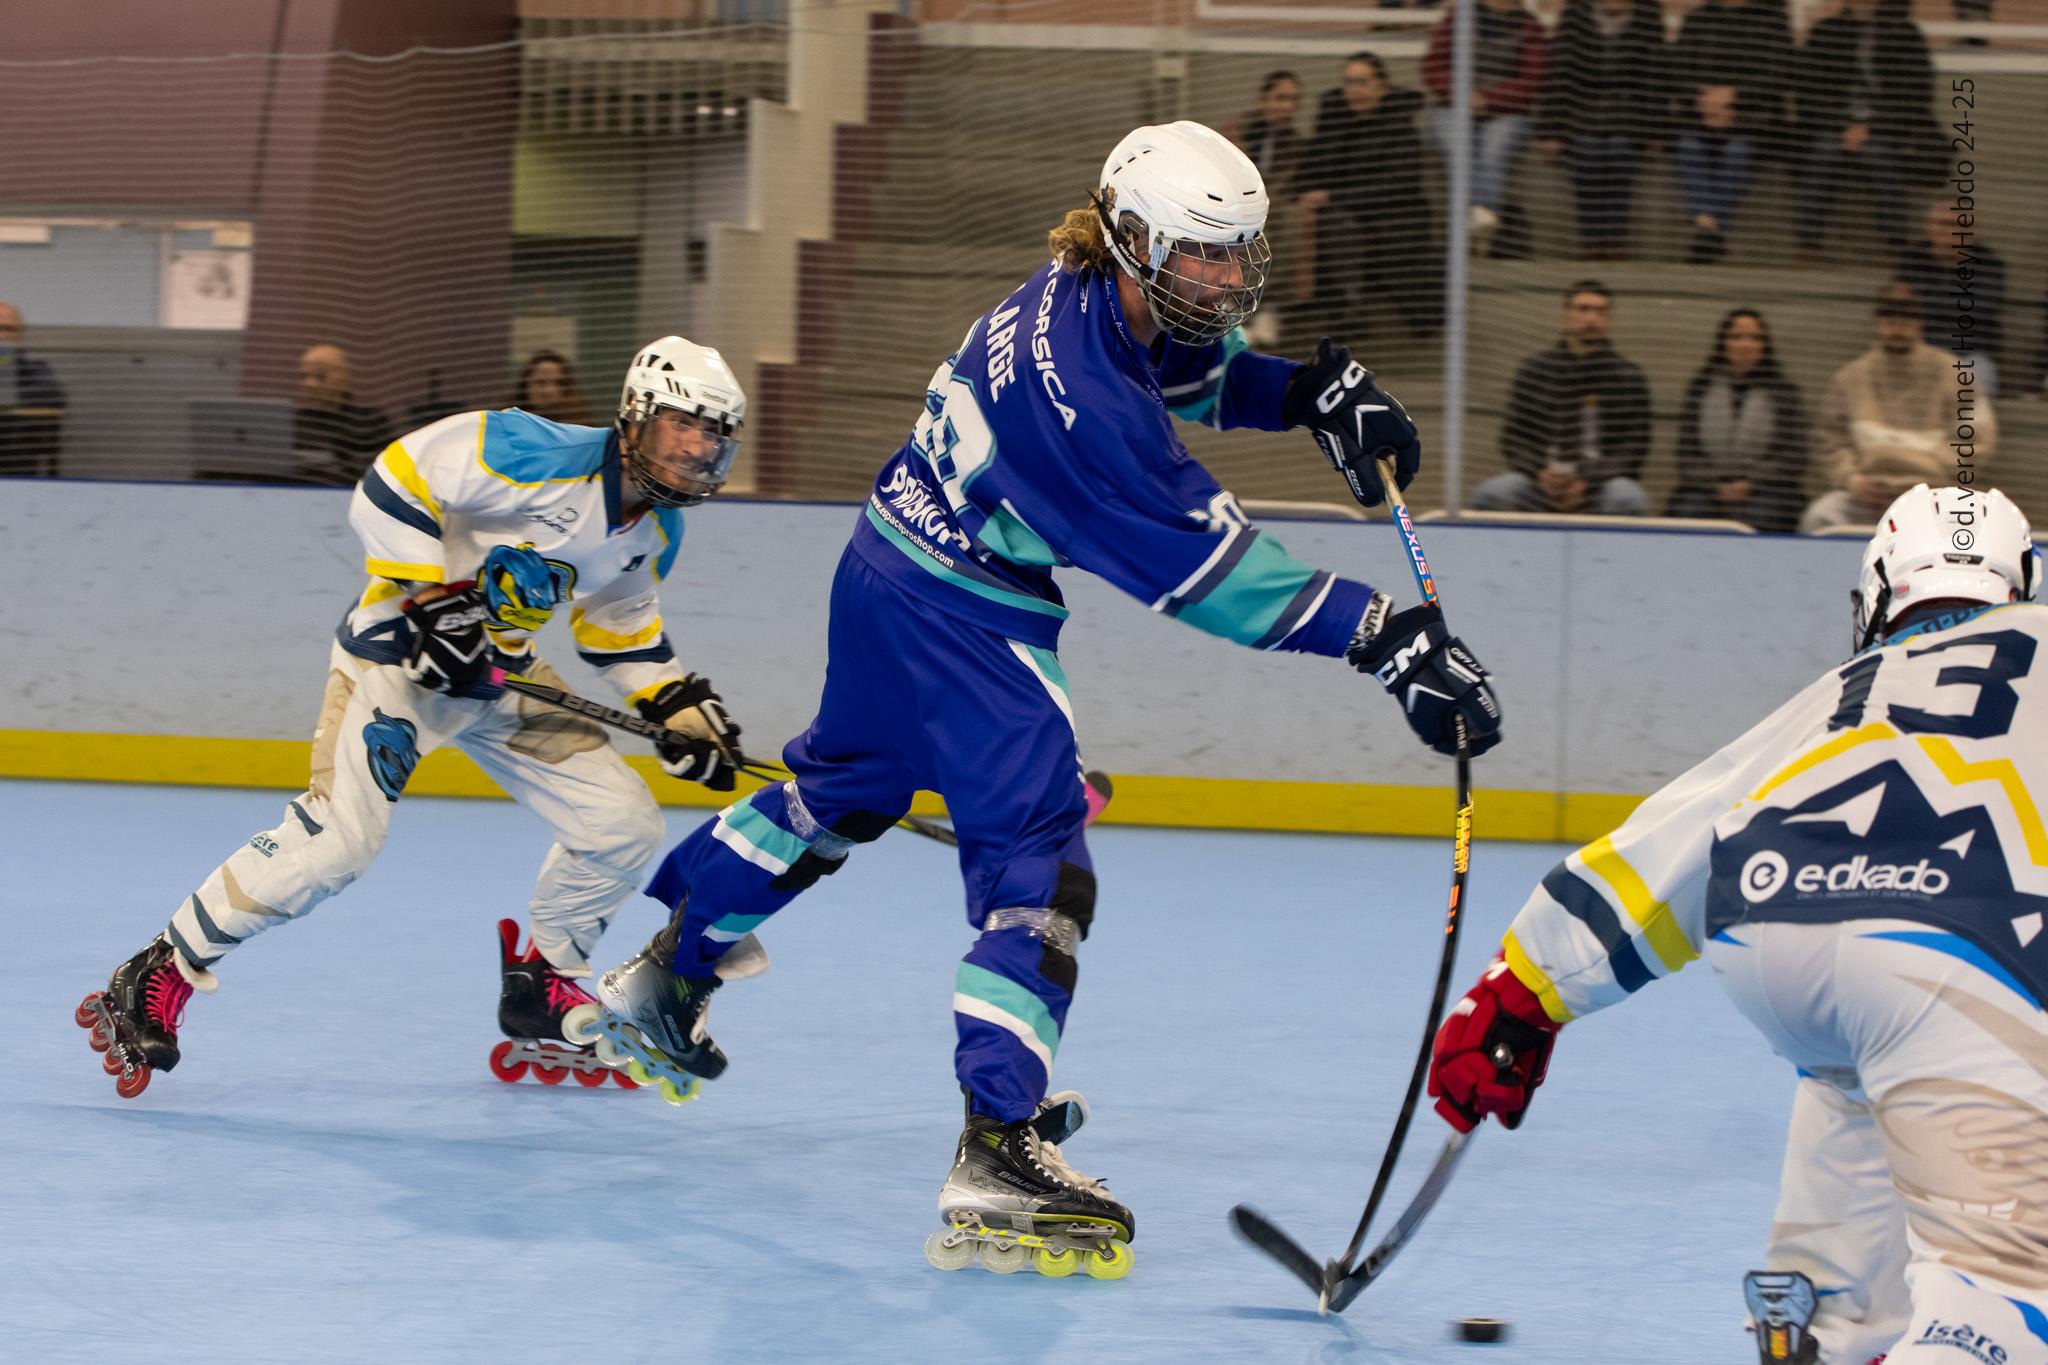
left=848, top=260, right=1379, bottom=653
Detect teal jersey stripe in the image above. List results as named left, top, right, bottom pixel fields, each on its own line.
left=709, top=912, right=771, bottom=936
left=863, top=502, right=1069, bottom=619
left=653, top=507, right=684, bottom=580
left=480, top=410, right=610, bottom=485
left=1164, top=327, right=1249, bottom=429
left=722, top=802, right=813, bottom=871
left=1175, top=533, right=1320, bottom=646
left=1018, top=642, right=1071, bottom=710
left=954, top=962, right=1062, bottom=1058
left=976, top=505, right=1061, bottom=568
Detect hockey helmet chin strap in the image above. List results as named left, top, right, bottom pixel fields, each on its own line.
left=1852, top=559, right=1893, bottom=655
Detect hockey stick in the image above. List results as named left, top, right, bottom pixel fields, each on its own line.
left=489, top=670, right=1116, bottom=848
left=1229, top=455, right=1480, bottom=1313
left=486, top=669, right=962, bottom=846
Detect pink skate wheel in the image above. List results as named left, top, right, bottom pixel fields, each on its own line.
left=487, top=1041, right=528, bottom=1083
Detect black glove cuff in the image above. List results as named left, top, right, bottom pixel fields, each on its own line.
left=636, top=675, right=718, bottom=725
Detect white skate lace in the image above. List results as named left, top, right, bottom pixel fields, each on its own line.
left=1025, top=1128, right=1109, bottom=1200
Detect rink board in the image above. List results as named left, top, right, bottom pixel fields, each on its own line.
left=1, top=480, right=1861, bottom=838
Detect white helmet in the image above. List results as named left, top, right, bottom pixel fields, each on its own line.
left=617, top=335, right=746, bottom=508
left=1096, top=121, right=1271, bottom=345
left=1853, top=483, right=2039, bottom=649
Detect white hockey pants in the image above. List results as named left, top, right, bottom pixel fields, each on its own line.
left=165, top=645, right=665, bottom=976
left=1708, top=917, right=2048, bottom=1364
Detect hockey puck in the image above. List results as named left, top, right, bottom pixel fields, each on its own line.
left=1454, top=1318, right=1508, bottom=1344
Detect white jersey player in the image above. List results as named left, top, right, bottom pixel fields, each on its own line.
left=1430, top=484, right=2048, bottom=1364
left=76, top=337, right=751, bottom=1099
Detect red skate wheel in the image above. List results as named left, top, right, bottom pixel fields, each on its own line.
left=114, top=1065, right=151, bottom=1099
left=87, top=1020, right=111, bottom=1053
left=611, top=1068, right=640, bottom=1090
left=488, top=1041, right=528, bottom=1083
left=532, top=1058, right=565, bottom=1085
left=75, top=993, right=104, bottom=1028
left=572, top=1065, right=607, bottom=1087
left=102, top=1048, right=125, bottom=1075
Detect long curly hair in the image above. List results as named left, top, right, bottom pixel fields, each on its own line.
left=1047, top=193, right=1119, bottom=274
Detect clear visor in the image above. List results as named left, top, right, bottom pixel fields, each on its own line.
left=625, top=398, right=740, bottom=507
left=1142, top=234, right=1271, bottom=345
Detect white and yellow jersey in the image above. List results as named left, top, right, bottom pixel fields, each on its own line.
left=340, top=408, right=689, bottom=707
left=1505, top=603, right=2048, bottom=1023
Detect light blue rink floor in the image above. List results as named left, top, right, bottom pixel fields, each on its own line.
left=3, top=779, right=1796, bottom=1364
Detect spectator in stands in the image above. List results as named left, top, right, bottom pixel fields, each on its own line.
left=1792, top=0, right=1939, bottom=259
left=1894, top=197, right=2007, bottom=399
left=1226, top=70, right=1306, bottom=346
left=0, top=300, right=68, bottom=477
left=1224, top=70, right=1305, bottom=190
left=1472, top=280, right=1652, bottom=515
left=292, top=343, right=394, bottom=487
left=514, top=349, right=595, bottom=426
left=1422, top=0, right=1546, bottom=255
left=1666, top=308, right=1810, bottom=531
left=1535, top=0, right=1667, bottom=260
left=1670, top=0, right=1794, bottom=265
left=1800, top=283, right=1995, bottom=534
left=1296, top=52, right=1442, bottom=342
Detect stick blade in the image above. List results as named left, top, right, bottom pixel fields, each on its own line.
left=1228, top=1204, right=1325, bottom=1298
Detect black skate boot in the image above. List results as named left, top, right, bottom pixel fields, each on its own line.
left=926, top=1090, right=1136, bottom=1279
left=489, top=919, right=638, bottom=1090
left=581, top=898, right=766, bottom=1108
left=74, top=935, right=200, bottom=1099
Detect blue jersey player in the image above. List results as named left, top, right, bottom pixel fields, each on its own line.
left=573, top=121, right=1505, bottom=1279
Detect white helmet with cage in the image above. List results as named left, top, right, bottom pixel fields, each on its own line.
left=1853, top=483, right=2039, bottom=649
left=616, top=335, right=746, bottom=508
left=1096, top=120, right=1271, bottom=345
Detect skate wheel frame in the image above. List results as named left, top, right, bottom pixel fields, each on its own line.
left=76, top=993, right=152, bottom=1099
left=929, top=1217, right=1131, bottom=1279
left=580, top=1011, right=705, bottom=1106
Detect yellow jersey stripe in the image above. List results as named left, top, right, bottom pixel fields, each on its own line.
left=570, top=609, right=662, bottom=652
left=358, top=578, right=407, bottom=608
left=1916, top=736, right=2048, bottom=866
left=366, top=558, right=445, bottom=584
left=1503, top=930, right=1574, bottom=1024
left=1579, top=836, right=1699, bottom=974
left=623, top=681, right=671, bottom=709
left=1749, top=721, right=1898, bottom=802
left=379, top=439, right=443, bottom=525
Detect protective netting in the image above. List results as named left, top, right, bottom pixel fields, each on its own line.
left=1, top=0, right=2042, bottom=535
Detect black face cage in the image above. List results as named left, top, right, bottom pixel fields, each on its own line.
left=619, top=392, right=738, bottom=509
left=1095, top=194, right=1271, bottom=346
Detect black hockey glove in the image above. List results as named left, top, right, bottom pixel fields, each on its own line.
left=1282, top=337, right=1421, bottom=509
left=636, top=676, right=742, bottom=791
left=1349, top=602, right=1502, bottom=757
left=400, top=582, right=504, bottom=699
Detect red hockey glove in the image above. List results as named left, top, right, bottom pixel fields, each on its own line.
left=1428, top=954, right=1560, bottom=1133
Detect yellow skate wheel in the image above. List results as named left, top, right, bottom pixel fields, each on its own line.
left=978, top=1241, right=1031, bottom=1274
left=1084, top=1241, right=1133, bottom=1281
left=561, top=1004, right=602, bottom=1045
left=622, top=1058, right=653, bottom=1085
left=1033, top=1246, right=1079, bottom=1278
left=655, top=1076, right=700, bottom=1106
left=923, top=1229, right=975, bottom=1272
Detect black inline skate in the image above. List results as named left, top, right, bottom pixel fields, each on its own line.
left=489, top=918, right=639, bottom=1090
left=74, top=935, right=198, bottom=1099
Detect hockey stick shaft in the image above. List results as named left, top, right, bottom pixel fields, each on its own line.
left=487, top=670, right=963, bottom=846
left=1319, top=457, right=1472, bottom=1291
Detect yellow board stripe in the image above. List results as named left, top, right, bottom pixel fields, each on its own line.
left=0, top=729, right=1645, bottom=842
left=1503, top=929, right=1573, bottom=1024
left=1748, top=721, right=1898, bottom=802
left=570, top=609, right=663, bottom=653
left=365, top=558, right=445, bottom=584
left=1579, top=835, right=1698, bottom=974
left=1916, top=735, right=2048, bottom=866
left=378, top=439, right=443, bottom=525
